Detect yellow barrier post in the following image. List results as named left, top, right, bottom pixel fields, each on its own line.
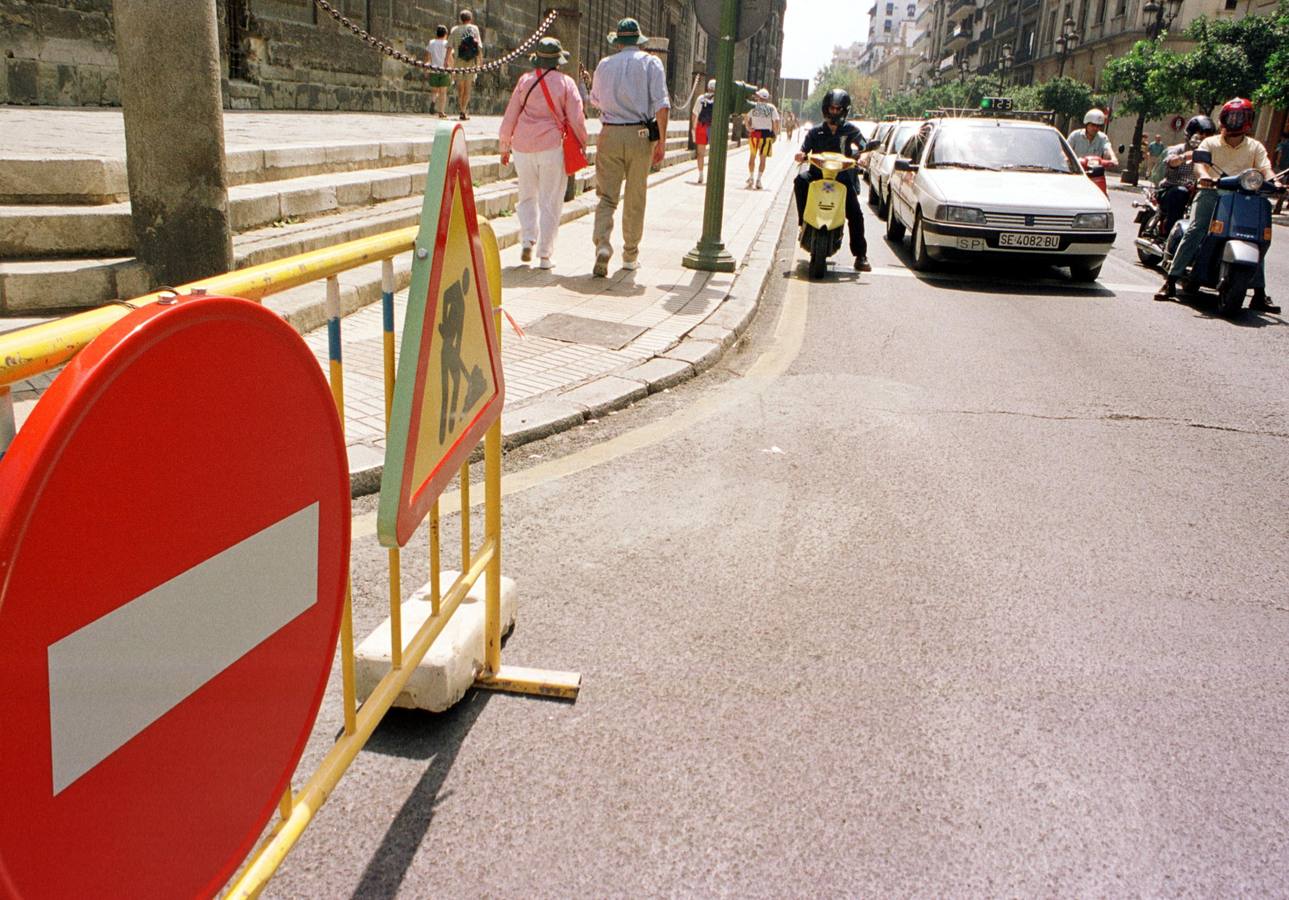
left=325, top=275, right=358, bottom=736
left=381, top=259, right=403, bottom=669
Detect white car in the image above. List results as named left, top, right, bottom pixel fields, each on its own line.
left=885, top=117, right=1116, bottom=281
left=868, top=120, right=923, bottom=218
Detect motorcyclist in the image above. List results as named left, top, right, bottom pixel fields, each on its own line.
left=794, top=88, right=869, bottom=272
left=1067, top=109, right=1119, bottom=168
left=1155, top=97, right=1281, bottom=312
left=1154, top=115, right=1216, bottom=239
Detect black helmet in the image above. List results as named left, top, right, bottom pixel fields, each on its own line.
left=1185, top=115, right=1216, bottom=138
left=822, top=88, right=851, bottom=124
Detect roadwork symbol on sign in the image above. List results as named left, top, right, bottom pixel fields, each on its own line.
left=378, top=123, right=505, bottom=548
left=0, top=297, right=351, bottom=898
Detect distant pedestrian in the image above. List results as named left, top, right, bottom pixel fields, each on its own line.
left=587, top=17, right=670, bottom=277
left=422, top=25, right=450, bottom=118
left=448, top=9, right=483, bottom=120
left=743, top=87, right=780, bottom=190
left=691, top=79, right=716, bottom=184
left=498, top=38, right=588, bottom=270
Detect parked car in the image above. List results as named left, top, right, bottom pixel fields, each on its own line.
left=867, top=120, right=923, bottom=218
left=885, top=115, right=1116, bottom=281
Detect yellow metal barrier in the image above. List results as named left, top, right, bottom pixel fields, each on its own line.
left=0, top=213, right=578, bottom=897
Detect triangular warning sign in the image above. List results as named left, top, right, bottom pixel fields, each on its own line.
left=378, top=124, right=505, bottom=548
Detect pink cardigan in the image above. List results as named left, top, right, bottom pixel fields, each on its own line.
left=498, top=69, right=589, bottom=154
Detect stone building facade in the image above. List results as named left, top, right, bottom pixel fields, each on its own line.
left=0, top=0, right=780, bottom=116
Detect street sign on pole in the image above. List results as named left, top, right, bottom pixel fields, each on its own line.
left=0, top=297, right=351, bottom=898
left=693, top=0, right=771, bottom=42
left=378, top=123, right=505, bottom=549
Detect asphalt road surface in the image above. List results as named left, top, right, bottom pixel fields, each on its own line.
left=263, top=185, right=1289, bottom=897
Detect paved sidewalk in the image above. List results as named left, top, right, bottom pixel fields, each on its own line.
left=316, top=142, right=798, bottom=490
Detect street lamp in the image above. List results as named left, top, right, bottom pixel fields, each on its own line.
left=996, top=43, right=1013, bottom=95
left=958, top=55, right=971, bottom=83
left=1055, top=17, right=1079, bottom=78
left=1143, top=0, right=1182, bottom=38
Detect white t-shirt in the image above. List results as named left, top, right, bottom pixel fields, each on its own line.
left=426, top=38, right=448, bottom=68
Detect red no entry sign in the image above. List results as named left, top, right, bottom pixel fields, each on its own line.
left=0, top=297, right=350, bottom=897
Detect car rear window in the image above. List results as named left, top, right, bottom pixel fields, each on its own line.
left=928, top=126, right=1079, bottom=173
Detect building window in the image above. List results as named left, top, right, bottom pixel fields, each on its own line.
left=1223, top=0, right=1237, bottom=7
left=884, top=19, right=893, bottom=31
left=908, top=4, right=916, bottom=16
left=886, top=2, right=894, bottom=13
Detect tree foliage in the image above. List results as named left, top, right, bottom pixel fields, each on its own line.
left=1038, top=77, right=1094, bottom=122
left=804, top=63, right=881, bottom=119
left=1102, top=38, right=1180, bottom=119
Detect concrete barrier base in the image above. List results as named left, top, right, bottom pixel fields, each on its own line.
left=355, top=571, right=517, bottom=713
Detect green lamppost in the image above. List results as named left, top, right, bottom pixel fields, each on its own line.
left=682, top=0, right=741, bottom=272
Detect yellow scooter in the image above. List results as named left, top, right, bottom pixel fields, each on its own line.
left=799, top=151, right=859, bottom=279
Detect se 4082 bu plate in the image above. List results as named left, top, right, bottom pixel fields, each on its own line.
left=999, top=232, right=1060, bottom=249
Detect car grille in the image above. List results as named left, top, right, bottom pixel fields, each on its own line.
left=983, top=211, right=1076, bottom=230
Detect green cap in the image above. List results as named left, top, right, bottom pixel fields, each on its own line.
left=530, top=37, right=570, bottom=68
left=608, top=17, right=647, bottom=45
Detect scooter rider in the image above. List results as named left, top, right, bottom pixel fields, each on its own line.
left=794, top=88, right=870, bottom=272
left=1155, top=97, right=1280, bottom=311
left=1156, top=115, right=1216, bottom=238
left=1068, top=109, right=1119, bottom=168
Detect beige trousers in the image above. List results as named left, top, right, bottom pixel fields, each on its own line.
left=592, top=124, right=653, bottom=261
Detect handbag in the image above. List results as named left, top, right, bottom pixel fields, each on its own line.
left=538, top=75, right=588, bottom=175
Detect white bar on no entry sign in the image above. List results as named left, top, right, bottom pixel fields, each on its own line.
left=46, top=502, right=321, bottom=795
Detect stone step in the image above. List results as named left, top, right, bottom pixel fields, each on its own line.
left=0, top=144, right=702, bottom=315
left=0, top=137, right=693, bottom=258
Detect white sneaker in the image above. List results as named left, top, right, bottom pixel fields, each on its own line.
left=755, top=178, right=763, bottom=190
left=697, top=175, right=704, bottom=184
left=745, top=176, right=754, bottom=188
left=621, top=259, right=640, bottom=271
left=538, top=257, right=553, bottom=269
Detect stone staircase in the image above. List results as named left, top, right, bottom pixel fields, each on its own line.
left=0, top=127, right=699, bottom=316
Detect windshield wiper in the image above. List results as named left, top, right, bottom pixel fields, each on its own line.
left=1000, top=164, right=1071, bottom=172
left=931, top=161, right=999, bottom=170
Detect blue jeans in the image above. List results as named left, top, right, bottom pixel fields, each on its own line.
left=1168, top=188, right=1264, bottom=288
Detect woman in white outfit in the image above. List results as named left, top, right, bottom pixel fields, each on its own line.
left=498, top=38, right=589, bottom=269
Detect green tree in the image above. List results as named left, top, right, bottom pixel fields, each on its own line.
left=1157, top=4, right=1289, bottom=112
left=1038, top=77, right=1094, bottom=132
left=1102, top=38, right=1181, bottom=184
left=803, top=63, right=881, bottom=121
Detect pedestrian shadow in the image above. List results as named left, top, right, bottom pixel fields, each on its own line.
left=661, top=271, right=721, bottom=314
left=551, top=271, right=647, bottom=296
left=348, top=690, right=493, bottom=900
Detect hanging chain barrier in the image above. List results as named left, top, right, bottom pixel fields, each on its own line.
left=312, top=0, right=558, bottom=75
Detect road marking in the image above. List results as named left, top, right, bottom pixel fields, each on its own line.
left=46, top=502, right=320, bottom=795
left=353, top=250, right=813, bottom=541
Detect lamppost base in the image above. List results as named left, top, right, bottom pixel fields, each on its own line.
left=682, top=242, right=736, bottom=272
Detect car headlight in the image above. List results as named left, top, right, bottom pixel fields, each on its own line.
left=1238, top=169, right=1265, bottom=192
left=939, top=205, right=986, bottom=224
left=1072, top=212, right=1112, bottom=230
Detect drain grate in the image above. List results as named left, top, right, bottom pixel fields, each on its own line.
left=523, top=313, right=646, bottom=350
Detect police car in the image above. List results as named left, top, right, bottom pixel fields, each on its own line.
left=884, top=105, right=1116, bottom=281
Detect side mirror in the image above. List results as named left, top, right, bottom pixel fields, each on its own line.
left=1192, top=148, right=1212, bottom=165
left=894, top=158, right=918, bottom=172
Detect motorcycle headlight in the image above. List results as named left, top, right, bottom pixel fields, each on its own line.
left=1073, top=212, right=1112, bottom=230
left=939, top=205, right=986, bottom=224
left=1238, top=169, right=1265, bottom=192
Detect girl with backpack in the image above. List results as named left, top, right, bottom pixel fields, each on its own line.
left=447, top=9, right=483, bottom=120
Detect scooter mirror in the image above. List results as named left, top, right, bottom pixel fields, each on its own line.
left=1192, top=149, right=1213, bottom=165
left=864, top=139, right=882, bottom=152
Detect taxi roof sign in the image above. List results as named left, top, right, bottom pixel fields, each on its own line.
left=377, top=124, right=505, bottom=548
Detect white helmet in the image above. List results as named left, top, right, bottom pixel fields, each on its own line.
left=707, top=78, right=717, bottom=92
left=755, top=88, right=770, bottom=100
left=1083, top=108, right=1106, bottom=126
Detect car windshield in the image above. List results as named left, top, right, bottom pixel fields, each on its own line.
left=888, top=124, right=919, bottom=153
left=928, top=126, right=1079, bottom=173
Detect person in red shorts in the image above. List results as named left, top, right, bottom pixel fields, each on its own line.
left=691, top=78, right=716, bottom=184
left=744, top=87, right=780, bottom=190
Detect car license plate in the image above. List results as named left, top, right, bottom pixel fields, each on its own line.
left=999, top=232, right=1060, bottom=249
